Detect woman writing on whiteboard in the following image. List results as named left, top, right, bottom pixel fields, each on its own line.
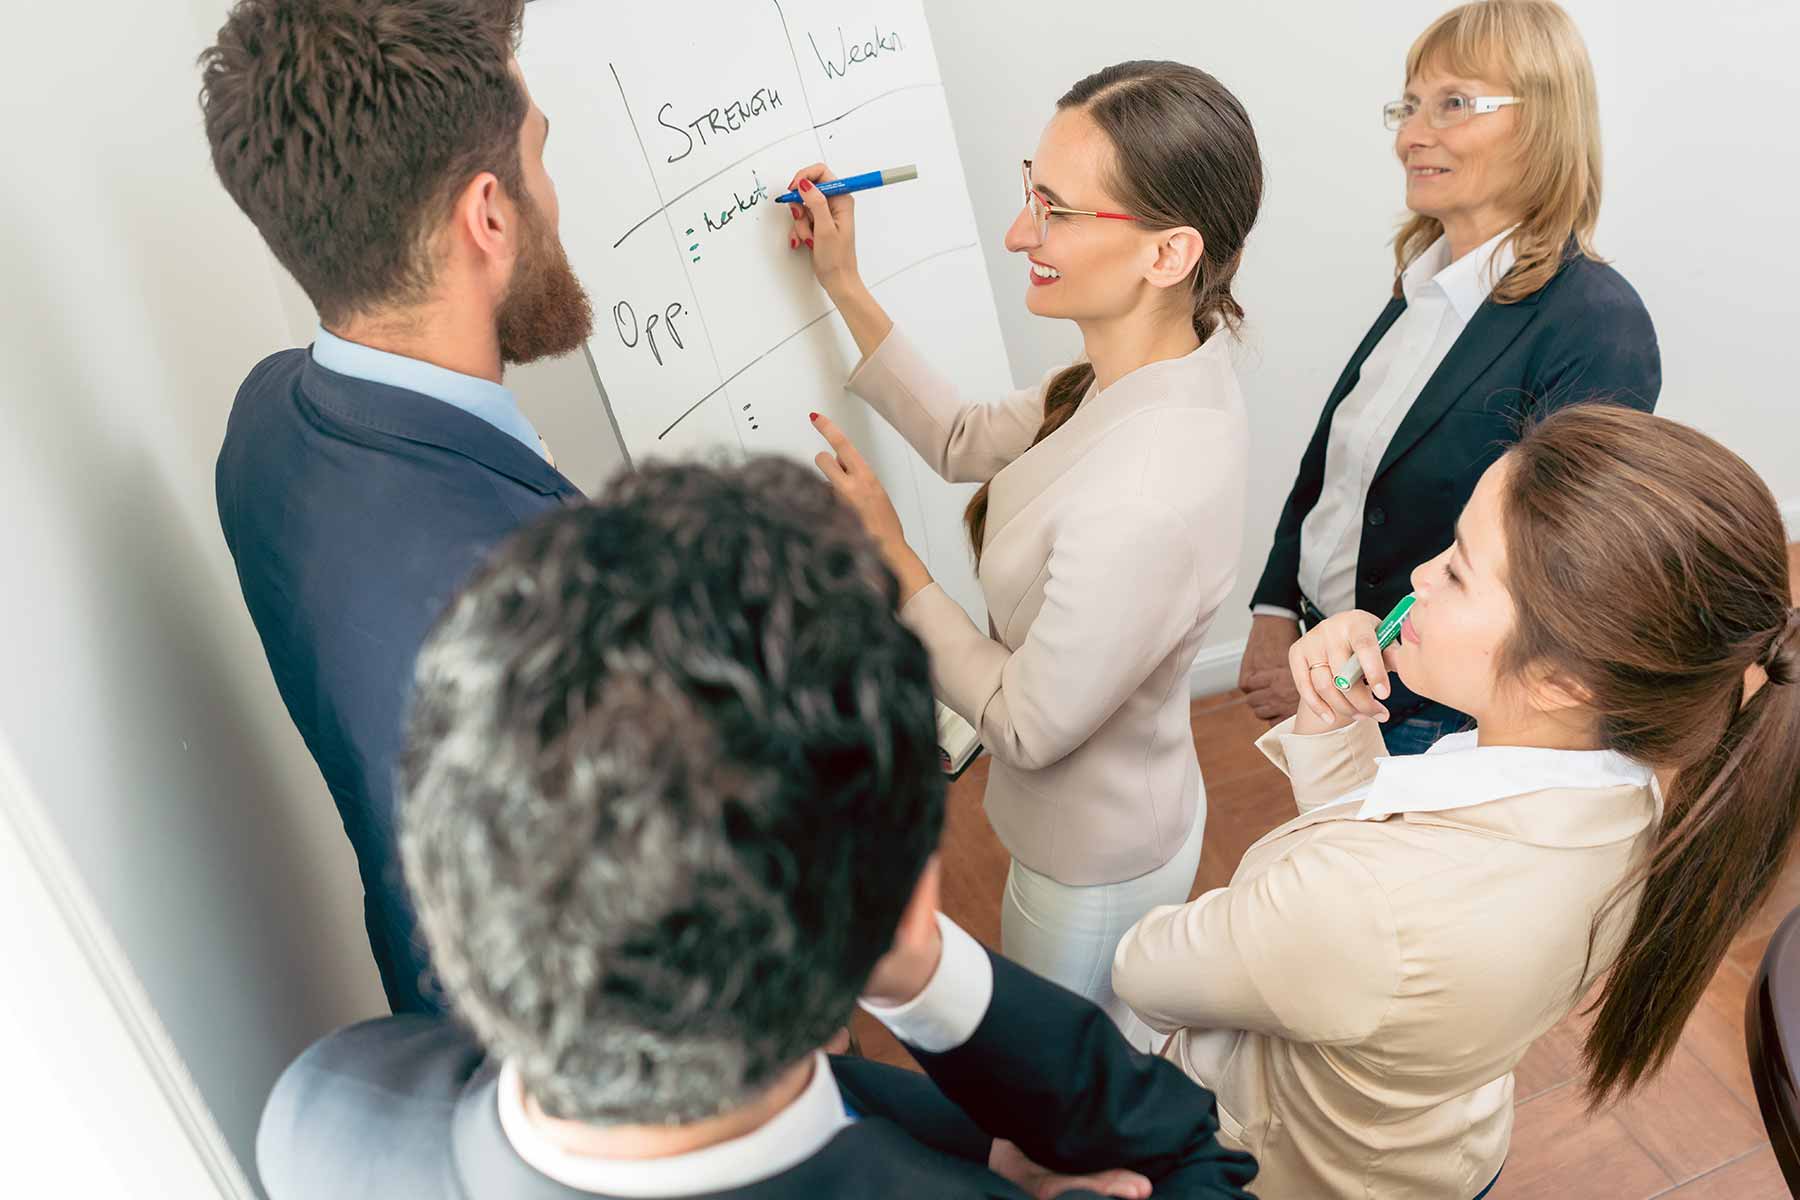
left=787, top=60, right=1263, bottom=1038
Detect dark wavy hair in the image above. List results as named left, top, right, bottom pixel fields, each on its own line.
left=198, top=0, right=528, bottom=323
left=399, top=458, right=945, bottom=1123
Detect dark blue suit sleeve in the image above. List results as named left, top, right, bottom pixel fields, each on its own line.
left=1530, top=271, right=1661, bottom=415
left=908, top=951, right=1258, bottom=1199
left=830, top=1056, right=993, bottom=1164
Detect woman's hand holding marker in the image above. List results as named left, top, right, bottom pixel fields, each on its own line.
left=786, top=164, right=859, bottom=288
left=1288, top=611, right=1396, bottom=735
left=785, top=160, right=894, bottom=359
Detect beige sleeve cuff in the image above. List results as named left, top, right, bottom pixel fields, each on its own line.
left=1255, top=716, right=1388, bottom=813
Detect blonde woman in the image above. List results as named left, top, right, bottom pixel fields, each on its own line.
left=1238, top=0, right=1659, bottom=755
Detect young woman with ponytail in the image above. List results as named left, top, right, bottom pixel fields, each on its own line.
left=1114, top=403, right=1800, bottom=1198
left=786, top=61, right=1263, bottom=1037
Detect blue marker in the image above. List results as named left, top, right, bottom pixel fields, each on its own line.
left=774, top=164, right=919, bottom=205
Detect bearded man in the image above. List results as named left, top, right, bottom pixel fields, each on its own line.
left=200, top=0, right=595, bottom=1013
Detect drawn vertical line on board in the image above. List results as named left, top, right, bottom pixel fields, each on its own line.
left=608, top=61, right=743, bottom=451
left=769, top=0, right=937, bottom=566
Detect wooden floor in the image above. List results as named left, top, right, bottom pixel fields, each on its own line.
left=850, top=542, right=1800, bottom=1198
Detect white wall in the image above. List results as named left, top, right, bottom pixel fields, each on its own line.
left=1, top=731, right=253, bottom=1199
left=917, top=0, right=1800, bottom=688
left=1, top=0, right=387, bottom=1186
left=1601, top=1, right=1800, bottom=529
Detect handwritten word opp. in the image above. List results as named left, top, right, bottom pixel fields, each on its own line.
left=613, top=299, right=687, bottom=367
left=809, top=24, right=905, bottom=80
left=658, top=88, right=784, bottom=164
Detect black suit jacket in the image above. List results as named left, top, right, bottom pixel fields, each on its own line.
left=1251, top=250, right=1660, bottom=717
left=217, top=350, right=582, bottom=1013
left=255, top=949, right=1259, bottom=1199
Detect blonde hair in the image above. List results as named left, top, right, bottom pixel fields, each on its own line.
left=1394, top=0, right=1602, bottom=303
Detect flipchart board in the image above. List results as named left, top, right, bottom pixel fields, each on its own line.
left=519, top=0, right=1016, bottom=622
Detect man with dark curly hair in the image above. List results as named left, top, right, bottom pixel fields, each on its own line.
left=199, top=0, right=593, bottom=1013
left=254, top=459, right=1257, bottom=1200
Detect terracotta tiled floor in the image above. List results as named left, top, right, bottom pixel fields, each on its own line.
left=850, top=543, right=1800, bottom=1198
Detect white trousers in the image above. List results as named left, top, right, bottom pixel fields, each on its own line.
left=1000, top=791, right=1207, bottom=1049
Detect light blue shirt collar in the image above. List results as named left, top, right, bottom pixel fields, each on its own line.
left=310, top=325, right=546, bottom=459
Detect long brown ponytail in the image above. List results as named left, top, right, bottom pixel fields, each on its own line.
left=1499, top=404, right=1800, bottom=1107
left=964, top=61, right=1263, bottom=565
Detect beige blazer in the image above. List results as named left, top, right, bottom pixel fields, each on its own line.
left=847, top=329, right=1246, bottom=885
left=1113, top=716, right=1658, bottom=1199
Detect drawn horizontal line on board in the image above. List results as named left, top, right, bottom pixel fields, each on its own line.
left=656, top=240, right=977, bottom=442
left=611, top=128, right=797, bottom=248
left=611, top=78, right=945, bottom=250
left=810, top=82, right=939, bottom=132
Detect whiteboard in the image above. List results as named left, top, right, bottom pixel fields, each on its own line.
left=519, top=0, right=1015, bottom=622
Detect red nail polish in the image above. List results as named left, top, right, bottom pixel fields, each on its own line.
left=809, top=412, right=820, bottom=421
left=799, top=179, right=813, bottom=192
left=805, top=238, right=814, bottom=248
left=790, top=237, right=797, bottom=248
left=792, top=207, right=803, bottom=221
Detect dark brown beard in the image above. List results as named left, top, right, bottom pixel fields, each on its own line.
left=496, top=201, right=594, bottom=366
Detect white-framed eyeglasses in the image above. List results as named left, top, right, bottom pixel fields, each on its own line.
left=1384, top=93, right=1522, bottom=131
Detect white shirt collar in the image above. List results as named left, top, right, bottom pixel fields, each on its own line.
left=1401, top=226, right=1519, bottom=321
left=1339, top=729, right=1654, bottom=822
left=495, top=1052, right=849, bottom=1197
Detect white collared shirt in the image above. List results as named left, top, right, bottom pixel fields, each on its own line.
left=496, top=913, right=993, bottom=1196
left=1256, top=228, right=1518, bottom=621
left=1323, top=727, right=1653, bottom=821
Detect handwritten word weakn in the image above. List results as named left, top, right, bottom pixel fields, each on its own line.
left=809, top=24, right=905, bottom=80
left=658, top=88, right=784, bottom=164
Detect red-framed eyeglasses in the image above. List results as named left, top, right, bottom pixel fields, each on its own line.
left=1022, top=159, right=1138, bottom=242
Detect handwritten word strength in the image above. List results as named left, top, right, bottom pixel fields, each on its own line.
left=809, top=24, right=905, bottom=80
left=658, top=88, right=784, bottom=164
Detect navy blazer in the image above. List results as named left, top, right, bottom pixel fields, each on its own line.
left=217, top=350, right=583, bottom=1013
left=256, top=947, right=1260, bottom=1199
left=1251, top=250, right=1660, bottom=718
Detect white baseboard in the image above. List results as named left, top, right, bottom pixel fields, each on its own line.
left=1189, top=639, right=1246, bottom=699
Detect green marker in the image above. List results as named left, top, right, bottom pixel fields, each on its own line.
left=1334, top=594, right=1416, bottom=691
